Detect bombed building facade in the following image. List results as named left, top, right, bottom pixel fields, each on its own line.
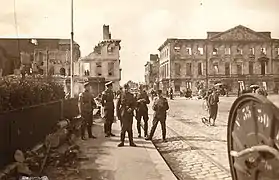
left=158, top=25, right=279, bottom=94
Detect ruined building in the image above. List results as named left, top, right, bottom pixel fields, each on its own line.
left=79, top=25, right=122, bottom=90
left=144, top=54, right=159, bottom=90
left=157, top=25, right=279, bottom=94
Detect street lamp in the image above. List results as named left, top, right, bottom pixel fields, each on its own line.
left=70, top=0, right=74, bottom=98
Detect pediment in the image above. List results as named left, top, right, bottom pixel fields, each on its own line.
left=209, top=25, right=270, bottom=41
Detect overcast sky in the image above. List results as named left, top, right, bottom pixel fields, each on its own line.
left=1, top=0, right=279, bottom=84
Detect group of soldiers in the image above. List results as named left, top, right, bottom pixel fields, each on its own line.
left=78, top=81, right=169, bottom=147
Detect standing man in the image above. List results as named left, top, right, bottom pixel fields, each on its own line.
left=78, top=82, right=97, bottom=140
left=101, top=81, right=115, bottom=137
left=135, top=85, right=150, bottom=138
left=208, top=88, right=219, bottom=126
left=169, top=87, right=173, bottom=100
left=145, top=90, right=169, bottom=142
left=116, top=83, right=137, bottom=147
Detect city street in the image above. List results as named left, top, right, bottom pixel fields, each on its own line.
left=149, top=95, right=279, bottom=180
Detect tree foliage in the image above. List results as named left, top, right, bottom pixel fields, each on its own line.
left=0, top=75, right=65, bottom=113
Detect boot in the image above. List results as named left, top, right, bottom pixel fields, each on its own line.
left=118, top=132, right=125, bottom=147
left=128, top=131, right=136, bottom=147
left=137, top=121, right=141, bottom=138
left=88, top=125, right=96, bottom=139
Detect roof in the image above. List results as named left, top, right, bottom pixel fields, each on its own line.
left=158, top=38, right=205, bottom=51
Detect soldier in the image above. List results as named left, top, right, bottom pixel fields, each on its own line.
left=101, top=81, right=115, bottom=137
left=116, top=83, right=137, bottom=147
left=78, top=82, right=97, bottom=140
left=208, top=88, right=219, bottom=126
left=135, top=85, right=150, bottom=138
left=145, top=90, right=169, bottom=142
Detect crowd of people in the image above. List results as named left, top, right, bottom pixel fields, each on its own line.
left=78, top=81, right=169, bottom=147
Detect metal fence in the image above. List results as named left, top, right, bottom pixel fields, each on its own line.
left=0, top=98, right=79, bottom=169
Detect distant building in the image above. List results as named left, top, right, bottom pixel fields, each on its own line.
left=0, top=38, right=80, bottom=76
left=78, top=25, right=121, bottom=90
left=158, top=25, right=279, bottom=94
left=144, top=54, right=159, bottom=90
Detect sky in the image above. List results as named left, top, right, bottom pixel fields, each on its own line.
left=0, top=0, right=279, bottom=84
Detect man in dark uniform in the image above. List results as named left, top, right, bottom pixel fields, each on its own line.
left=78, top=82, right=97, bottom=140
left=116, top=83, right=137, bottom=147
left=101, top=81, right=115, bottom=137
left=146, top=90, right=169, bottom=142
left=135, top=85, right=150, bottom=138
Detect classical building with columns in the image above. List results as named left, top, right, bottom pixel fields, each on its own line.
left=78, top=25, right=122, bottom=90
left=158, top=25, right=279, bottom=94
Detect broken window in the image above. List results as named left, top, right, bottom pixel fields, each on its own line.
left=249, top=48, right=255, bottom=55
left=249, top=62, right=254, bottom=74
left=275, top=47, right=279, bottom=55
left=108, top=62, right=114, bottom=76
left=225, top=48, right=230, bottom=55
left=225, top=62, right=230, bottom=75
left=198, top=63, right=202, bottom=75
left=213, top=63, right=219, bottom=74
left=237, top=48, right=243, bottom=54
left=186, top=47, right=192, bottom=55
left=237, top=64, right=242, bottom=75
left=198, top=47, right=203, bottom=55
left=96, top=62, right=102, bottom=76
left=261, top=47, right=267, bottom=55
left=83, top=63, right=90, bottom=76
left=213, top=48, right=218, bottom=55
left=174, top=46, right=180, bottom=52
left=175, top=63, right=181, bottom=76
left=186, top=63, right=192, bottom=75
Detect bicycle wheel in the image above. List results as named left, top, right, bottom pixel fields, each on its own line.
left=227, top=93, right=279, bottom=180
left=202, top=100, right=208, bottom=111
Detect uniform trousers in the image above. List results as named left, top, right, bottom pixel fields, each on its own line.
left=149, top=115, right=166, bottom=140
left=120, top=113, right=134, bottom=144
left=81, top=112, right=93, bottom=137
left=104, top=109, right=114, bottom=135
left=136, top=110, right=149, bottom=136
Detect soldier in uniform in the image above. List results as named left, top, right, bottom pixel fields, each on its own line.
left=116, top=83, right=137, bottom=147
left=135, top=85, right=150, bottom=138
left=78, top=82, right=97, bottom=140
left=101, top=81, right=115, bottom=137
left=146, top=90, right=169, bottom=142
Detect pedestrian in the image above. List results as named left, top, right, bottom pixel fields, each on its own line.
left=78, top=82, right=97, bottom=140
left=169, top=87, right=173, bottom=100
left=145, top=90, right=169, bottom=142
left=116, top=83, right=137, bottom=147
left=208, top=88, right=219, bottom=126
left=135, top=85, right=150, bottom=138
left=101, top=81, right=116, bottom=137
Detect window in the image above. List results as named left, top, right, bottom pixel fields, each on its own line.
left=108, top=62, right=114, bottom=76
left=225, top=62, right=230, bottom=75
left=249, top=62, right=254, bottom=74
left=174, top=46, right=180, bottom=52
left=225, top=48, right=230, bottom=55
left=186, top=47, right=192, bottom=55
left=198, top=63, right=202, bottom=75
left=96, top=62, right=102, bottom=76
left=213, top=63, right=219, bottom=74
left=237, top=48, right=242, bottom=54
left=237, top=64, right=242, bottom=75
left=261, top=62, right=266, bottom=75
left=175, top=63, right=181, bottom=76
left=166, top=64, right=169, bottom=77
left=96, top=62, right=102, bottom=67
left=198, top=47, right=203, bottom=55
left=213, top=48, right=218, bottom=55
left=84, top=63, right=90, bottom=75
left=261, top=48, right=267, bottom=55
left=249, top=48, right=255, bottom=55
left=175, top=85, right=180, bottom=92
left=275, top=47, right=279, bottom=56
left=186, top=63, right=192, bottom=75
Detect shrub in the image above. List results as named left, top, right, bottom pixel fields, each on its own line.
left=0, top=75, right=65, bottom=113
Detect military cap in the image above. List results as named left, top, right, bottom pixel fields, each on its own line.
left=105, top=81, right=113, bottom=87
left=124, top=83, right=129, bottom=89
left=84, top=81, right=90, bottom=87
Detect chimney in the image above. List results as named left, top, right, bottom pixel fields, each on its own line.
left=109, top=33, right=111, bottom=39
left=103, top=25, right=110, bottom=40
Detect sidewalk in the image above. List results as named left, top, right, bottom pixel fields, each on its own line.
left=72, top=118, right=177, bottom=180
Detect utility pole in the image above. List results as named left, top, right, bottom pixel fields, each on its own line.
left=46, top=48, right=49, bottom=76
left=205, top=41, right=208, bottom=89
left=70, top=0, right=74, bottom=98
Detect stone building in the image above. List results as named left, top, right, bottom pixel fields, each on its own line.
left=78, top=25, right=121, bottom=90
left=144, top=54, right=159, bottom=90
left=0, top=38, right=80, bottom=77
left=158, top=25, right=279, bottom=94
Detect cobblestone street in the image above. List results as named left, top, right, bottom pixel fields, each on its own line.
left=148, top=95, right=279, bottom=180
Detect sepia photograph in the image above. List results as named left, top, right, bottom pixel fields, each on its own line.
left=0, top=0, right=279, bottom=179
